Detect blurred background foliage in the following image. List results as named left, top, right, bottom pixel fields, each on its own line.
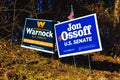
left=0, top=0, right=120, bottom=56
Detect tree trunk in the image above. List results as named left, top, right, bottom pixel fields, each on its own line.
left=114, top=0, right=120, bottom=28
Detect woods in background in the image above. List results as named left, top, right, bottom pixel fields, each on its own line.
left=0, top=0, right=120, bottom=56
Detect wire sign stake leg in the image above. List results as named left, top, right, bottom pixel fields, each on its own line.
left=88, top=54, right=92, bottom=75
left=73, top=56, right=76, bottom=68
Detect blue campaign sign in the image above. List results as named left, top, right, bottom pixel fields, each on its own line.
left=21, top=18, right=57, bottom=54
left=54, top=13, right=102, bottom=58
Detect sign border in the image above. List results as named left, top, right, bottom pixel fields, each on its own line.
left=54, top=13, right=102, bottom=58
left=21, top=18, right=56, bottom=54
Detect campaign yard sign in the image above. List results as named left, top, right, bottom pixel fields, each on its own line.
left=54, top=13, right=102, bottom=58
left=21, top=18, right=57, bottom=54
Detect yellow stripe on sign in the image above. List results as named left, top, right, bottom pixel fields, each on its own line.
left=23, top=38, right=53, bottom=48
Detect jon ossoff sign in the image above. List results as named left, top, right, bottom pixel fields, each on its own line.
left=21, top=18, right=57, bottom=54
left=54, top=13, right=102, bottom=58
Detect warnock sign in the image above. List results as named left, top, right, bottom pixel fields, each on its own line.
left=54, top=13, right=102, bottom=58
left=21, top=18, right=57, bottom=54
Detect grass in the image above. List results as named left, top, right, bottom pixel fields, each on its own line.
left=0, top=40, right=120, bottom=80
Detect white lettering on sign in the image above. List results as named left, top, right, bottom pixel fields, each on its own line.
left=67, top=23, right=82, bottom=31
left=73, top=36, right=92, bottom=44
left=61, top=23, right=92, bottom=41
left=26, top=28, right=53, bottom=38
left=63, top=36, right=92, bottom=46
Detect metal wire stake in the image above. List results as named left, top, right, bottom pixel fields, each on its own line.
left=88, top=54, right=92, bottom=74
left=73, top=55, right=76, bottom=68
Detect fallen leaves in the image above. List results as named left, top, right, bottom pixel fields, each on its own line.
left=0, top=40, right=120, bottom=80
